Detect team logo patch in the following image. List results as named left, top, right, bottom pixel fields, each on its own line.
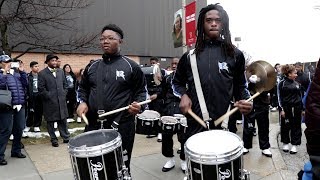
left=116, top=70, right=125, bottom=80
left=218, top=62, right=229, bottom=72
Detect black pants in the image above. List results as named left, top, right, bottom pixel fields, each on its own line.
left=85, top=120, right=135, bottom=172
left=280, top=105, right=302, bottom=145
left=47, top=119, right=70, bottom=142
left=243, top=106, right=270, bottom=150
left=26, top=94, right=43, bottom=127
left=66, top=89, right=76, bottom=118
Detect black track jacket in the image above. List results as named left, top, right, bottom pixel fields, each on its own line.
left=78, top=54, right=148, bottom=124
left=172, top=40, right=250, bottom=125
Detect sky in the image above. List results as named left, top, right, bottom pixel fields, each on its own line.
left=206, top=0, right=320, bottom=65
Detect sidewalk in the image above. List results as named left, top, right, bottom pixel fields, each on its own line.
left=0, top=122, right=303, bottom=180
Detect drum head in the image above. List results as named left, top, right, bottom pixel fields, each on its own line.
left=185, top=130, right=243, bottom=164
left=68, top=129, right=122, bottom=157
left=136, top=110, right=160, bottom=120
left=161, top=116, right=177, bottom=124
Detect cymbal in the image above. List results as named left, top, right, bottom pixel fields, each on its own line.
left=246, top=60, right=277, bottom=93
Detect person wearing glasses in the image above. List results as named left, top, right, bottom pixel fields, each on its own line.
left=77, top=24, right=147, bottom=177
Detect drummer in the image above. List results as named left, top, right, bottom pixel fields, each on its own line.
left=147, top=56, right=166, bottom=142
left=161, top=57, right=187, bottom=172
left=77, top=24, right=148, bottom=172
left=172, top=3, right=252, bottom=158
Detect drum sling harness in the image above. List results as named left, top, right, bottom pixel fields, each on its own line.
left=189, top=49, right=211, bottom=129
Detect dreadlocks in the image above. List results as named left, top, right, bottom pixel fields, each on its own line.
left=194, top=4, right=235, bottom=57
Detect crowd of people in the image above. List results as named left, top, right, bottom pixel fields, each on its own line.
left=0, top=3, right=319, bottom=180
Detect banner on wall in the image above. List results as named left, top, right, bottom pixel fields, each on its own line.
left=185, top=1, right=196, bottom=46
left=172, top=9, right=183, bottom=48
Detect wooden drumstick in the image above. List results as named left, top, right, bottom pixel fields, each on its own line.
left=214, top=91, right=261, bottom=126
left=98, top=99, right=152, bottom=118
left=187, top=109, right=207, bottom=128
left=81, top=113, right=89, bottom=125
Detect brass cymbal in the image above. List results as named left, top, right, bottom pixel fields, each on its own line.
left=246, top=60, right=277, bottom=93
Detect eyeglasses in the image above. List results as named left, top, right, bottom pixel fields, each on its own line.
left=99, top=36, right=120, bottom=43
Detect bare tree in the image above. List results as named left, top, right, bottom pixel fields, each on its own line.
left=0, top=0, right=98, bottom=58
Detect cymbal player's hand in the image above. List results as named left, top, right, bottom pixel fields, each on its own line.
left=180, top=94, right=192, bottom=114
left=128, top=101, right=141, bottom=115
left=77, top=102, right=88, bottom=117
left=234, top=100, right=252, bottom=115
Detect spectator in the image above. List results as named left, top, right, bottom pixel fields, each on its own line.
left=38, top=54, right=70, bottom=147
left=63, top=64, right=77, bottom=123
left=0, top=54, right=28, bottom=166
left=25, top=61, right=43, bottom=132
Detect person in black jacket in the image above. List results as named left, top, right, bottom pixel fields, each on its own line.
left=172, top=3, right=252, bottom=168
left=25, top=61, right=43, bottom=132
left=77, top=24, right=147, bottom=175
left=295, top=62, right=310, bottom=93
left=278, top=64, right=304, bottom=154
left=161, top=57, right=187, bottom=172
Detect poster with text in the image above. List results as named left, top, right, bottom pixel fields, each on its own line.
left=185, top=1, right=196, bottom=47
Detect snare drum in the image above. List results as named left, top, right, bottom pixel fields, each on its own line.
left=160, top=116, right=178, bottom=134
left=135, top=110, right=160, bottom=135
left=185, top=130, right=249, bottom=180
left=174, top=114, right=188, bottom=134
left=68, top=129, right=128, bottom=180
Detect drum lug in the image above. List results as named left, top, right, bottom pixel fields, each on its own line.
left=241, top=169, right=250, bottom=180
left=122, top=166, right=132, bottom=180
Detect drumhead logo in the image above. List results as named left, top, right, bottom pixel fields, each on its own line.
left=90, top=160, right=103, bottom=180
left=218, top=167, right=231, bottom=180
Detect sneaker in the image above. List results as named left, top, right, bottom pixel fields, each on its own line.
left=157, top=133, right=162, bottom=142
left=67, top=118, right=75, bottom=123
left=177, top=147, right=181, bottom=154
left=76, top=117, right=81, bottom=123
left=181, top=160, right=187, bottom=173
left=22, top=132, right=28, bottom=138
left=24, top=127, right=30, bottom=132
left=34, top=127, right=41, bottom=132
left=243, top=148, right=249, bottom=155
left=9, top=134, right=13, bottom=141
left=162, top=158, right=175, bottom=172
left=290, top=145, right=297, bottom=154
left=283, top=144, right=289, bottom=152
left=262, top=148, right=272, bottom=157
left=54, top=122, right=58, bottom=129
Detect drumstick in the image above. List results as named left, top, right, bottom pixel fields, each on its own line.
left=214, top=92, right=261, bottom=126
left=98, top=99, right=152, bottom=118
left=81, top=113, right=89, bottom=125
left=187, top=109, right=207, bottom=128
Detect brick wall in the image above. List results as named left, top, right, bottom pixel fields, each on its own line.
left=11, top=52, right=141, bottom=76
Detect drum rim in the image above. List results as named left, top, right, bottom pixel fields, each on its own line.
left=68, top=129, right=122, bottom=158
left=161, top=116, right=178, bottom=125
left=184, top=130, right=243, bottom=165
left=136, top=110, right=160, bottom=120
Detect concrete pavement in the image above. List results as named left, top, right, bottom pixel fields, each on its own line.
left=0, top=112, right=306, bottom=180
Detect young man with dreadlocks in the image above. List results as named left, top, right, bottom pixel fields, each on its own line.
left=172, top=4, right=252, bottom=169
